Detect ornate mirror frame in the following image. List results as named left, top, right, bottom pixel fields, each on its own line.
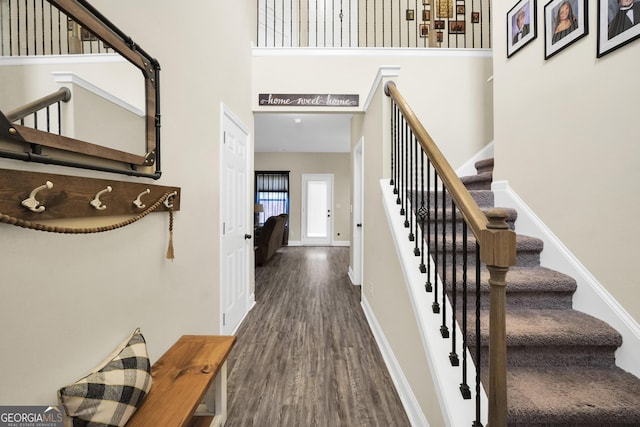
left=0, top=0, right=161, bottom=179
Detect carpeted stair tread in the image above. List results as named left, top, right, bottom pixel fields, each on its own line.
left=451, top=266, right=577, bottom=294
left=497, top=309, right=621, bottom=347
left=505, top=366, right=640, bottom=426
left=460, top=171, right=493, bottom=190
left=474, top=158, right=494, bottom=174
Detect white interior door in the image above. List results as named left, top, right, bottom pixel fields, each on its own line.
left=302, top=174, right=333, bottom=246
left=220, top=105, right=251, bottom=335
left=352, top=139, right=364, bottom=285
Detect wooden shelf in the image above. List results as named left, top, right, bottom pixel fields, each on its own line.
left=0, top=168, right=180, bottom=221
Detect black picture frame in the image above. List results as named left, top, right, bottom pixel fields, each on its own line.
left=544, top=0, right=588, bottom=59
left=449, top=20, right=466, bottom=33
left=406, top=9, right=415, bottom=20
left=434, top=19, right=446, bottom=29
left=597, top=0, right=640, bottom=57
left=507, top=0, right=537, bottom=57
left=420, top=24, right=429, bottom=37
left=472, top=12, right=481, bottom=23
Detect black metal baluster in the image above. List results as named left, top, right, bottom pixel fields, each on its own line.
left=440, top=181, right=449, bottom=338
left=57, top=101, right=62, bottom=135
left=17, top=0, right=22, bottom=55
left=425, top=158, right=432, bottom=291
left=397, top=113, right=404, bottom=209
left=460, top=221, right=471, bottom=399
left=394, top=104, right=400, bottom=197
left=45, top=105, right=50, bottom=132
left=403, top=121, right=409, bottom=227
left=450, top=198, right=459, bottom=366
left=474, top=242, right=483, bottom=427
left=413, top=134, right=420, bottom=253
left=419, top=151, right=426, bottom=273
left=432, top=172, right=440, bottom=313
left=390, top=100, right=395, bottom=187
left=408, top=133, right=415, bottom=240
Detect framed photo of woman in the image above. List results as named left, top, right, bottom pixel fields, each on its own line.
left=544, top=0, right=588, bottom=59
left=507, top=0, right=537, bottom=57
left=597, top=0, right=640, bottom=57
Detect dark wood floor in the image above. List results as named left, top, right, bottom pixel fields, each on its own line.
left=225, top=246, right=411, bottom=427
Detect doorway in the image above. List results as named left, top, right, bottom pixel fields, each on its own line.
left=220, top=104, right=251, bottom=335
left=302, top=173, right=333, bottom=245
left=351, top=139, right=364, bottom=285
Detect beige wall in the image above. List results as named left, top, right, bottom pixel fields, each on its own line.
left=0, top=1, right=255, bottom=405
left=493, top=0, right=640, bottom=322
left=255, top=152, right=350, bottom=243
left=253, top=49, right=494, bottom=169
left=356, top=81, right=445, bottom=426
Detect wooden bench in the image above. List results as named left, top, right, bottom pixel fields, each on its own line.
left=127, top=335, right=236, bottom=427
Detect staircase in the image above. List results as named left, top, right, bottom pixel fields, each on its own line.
left=457, top=158, right=640, bottom=426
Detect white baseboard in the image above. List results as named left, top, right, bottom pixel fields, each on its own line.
left=380, top=180, right=487, bottom=427
left=286, top=240, right=350, bottom=247
left=361, top=295, right=430, bottom=427
left=492, top=180, right=640, bottom=378
left=348, top=266, right=358, bottom=285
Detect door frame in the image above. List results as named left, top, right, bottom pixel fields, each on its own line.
left=351, top=138, right=364, bottom=285
left=301, top=173, right=334, bottom=246
left=219, top=103, right=252, bottom=335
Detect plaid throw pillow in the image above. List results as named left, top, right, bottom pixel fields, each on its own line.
left=58, top=328, right=153, bottom=427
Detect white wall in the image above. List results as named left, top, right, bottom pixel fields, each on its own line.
left=253, top=48, right=494, bottom=169
left=493, top=0, right=640, bottom=322
left=0, top=1, right=254, bottom=405
left=255, top=152, right=351, bottom=244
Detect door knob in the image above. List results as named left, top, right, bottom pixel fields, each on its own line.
left=356, top=223, right=362, bottom=228
left=244, top=234, right=252, bottom=239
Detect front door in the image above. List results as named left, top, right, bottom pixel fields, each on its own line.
left=220, top=105, right=251, bottom=334
left=302, top=173, right=333, bottom=246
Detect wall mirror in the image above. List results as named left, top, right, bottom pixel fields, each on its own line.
left=0, top=0, right=161, bottom=178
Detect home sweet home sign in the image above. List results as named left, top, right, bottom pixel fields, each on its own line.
left=259, top=93, right=359, bottom=107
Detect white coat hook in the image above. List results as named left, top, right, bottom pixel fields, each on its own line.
left=133, top=189, right=151, bottom=209
left=164, top=191, right=178, bottom=209
left=21, top=181, right=53, bottom=213
left=90, top=186, right=112, bottom=210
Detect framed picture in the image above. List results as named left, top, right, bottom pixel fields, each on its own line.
left=434, top=20, right=446, bottom=29
left=457, top=5, right=466, bottom=14
left=472, top=12, right=481, bottom=23
left=80, top=27, right=97, bottom=41
left=507, top=0, right=537, bottom=57
left=420, top=24, right=429, bottom=37
left=406, top=9, right=415, bottom=20
left=449, top=20, right=466, bottom=33
left=597, top=0, right=640, bottom=57
left=423, top=10, right=431, bottom=21
left=436, top=31, right=444, bottom=42
left=544, top=0, right=588, bottom=59
left=437, top=0, right=454, bottom=18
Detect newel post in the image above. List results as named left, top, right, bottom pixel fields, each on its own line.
left=480, top=208, right=516, bottom=427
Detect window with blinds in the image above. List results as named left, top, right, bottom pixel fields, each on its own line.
left=255, top=171, right=290, bottom=226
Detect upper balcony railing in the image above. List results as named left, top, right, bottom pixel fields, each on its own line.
left=257, top=0, right=492, bottom=49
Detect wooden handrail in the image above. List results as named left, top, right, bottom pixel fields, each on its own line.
left=385, top=80, right=516, bottom=426
left=385, top=81, right=488, bottom=241
left=5, top=88, right=72, bottom=123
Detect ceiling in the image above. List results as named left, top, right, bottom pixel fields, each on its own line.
left=254, top=113, right=352, bottom=153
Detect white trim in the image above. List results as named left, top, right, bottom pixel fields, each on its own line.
left=380, top=179, right=488, bottom=427
left=0, top=53, right=126, bottom=66
left=492, top=181, right=640, bottom=378
left=220, top=103, right=252, bottom=335
left=285, top=240, right=348, bottom=247
left=363, top=66, right=401, bottom=111
left=252, top=47, right=493, bottom=58
left=361, top=295, right=430, bottom=427
left=455, top=141, right=494, bottom=177
left=51, top=72, right=144, bottom=116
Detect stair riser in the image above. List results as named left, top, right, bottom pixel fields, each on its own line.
left=469, top=346, right=618, bottom=368
left=447, top=292, right=574, bottom=311
left=426, top=241, right=542, bottom=268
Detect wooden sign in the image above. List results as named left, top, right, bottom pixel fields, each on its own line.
left=259, top=93, right=359, bottom=107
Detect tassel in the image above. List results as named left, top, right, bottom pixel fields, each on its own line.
left=166, top=208, right=175, bottom=260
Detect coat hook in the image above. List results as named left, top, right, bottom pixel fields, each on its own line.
left=164, top=191, right=178, bottom=209
left=133, top=189, right=151, bottom=209
left=21, top=181, right=53, bottom=213
left=90, top=186, right=112, bottom=210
